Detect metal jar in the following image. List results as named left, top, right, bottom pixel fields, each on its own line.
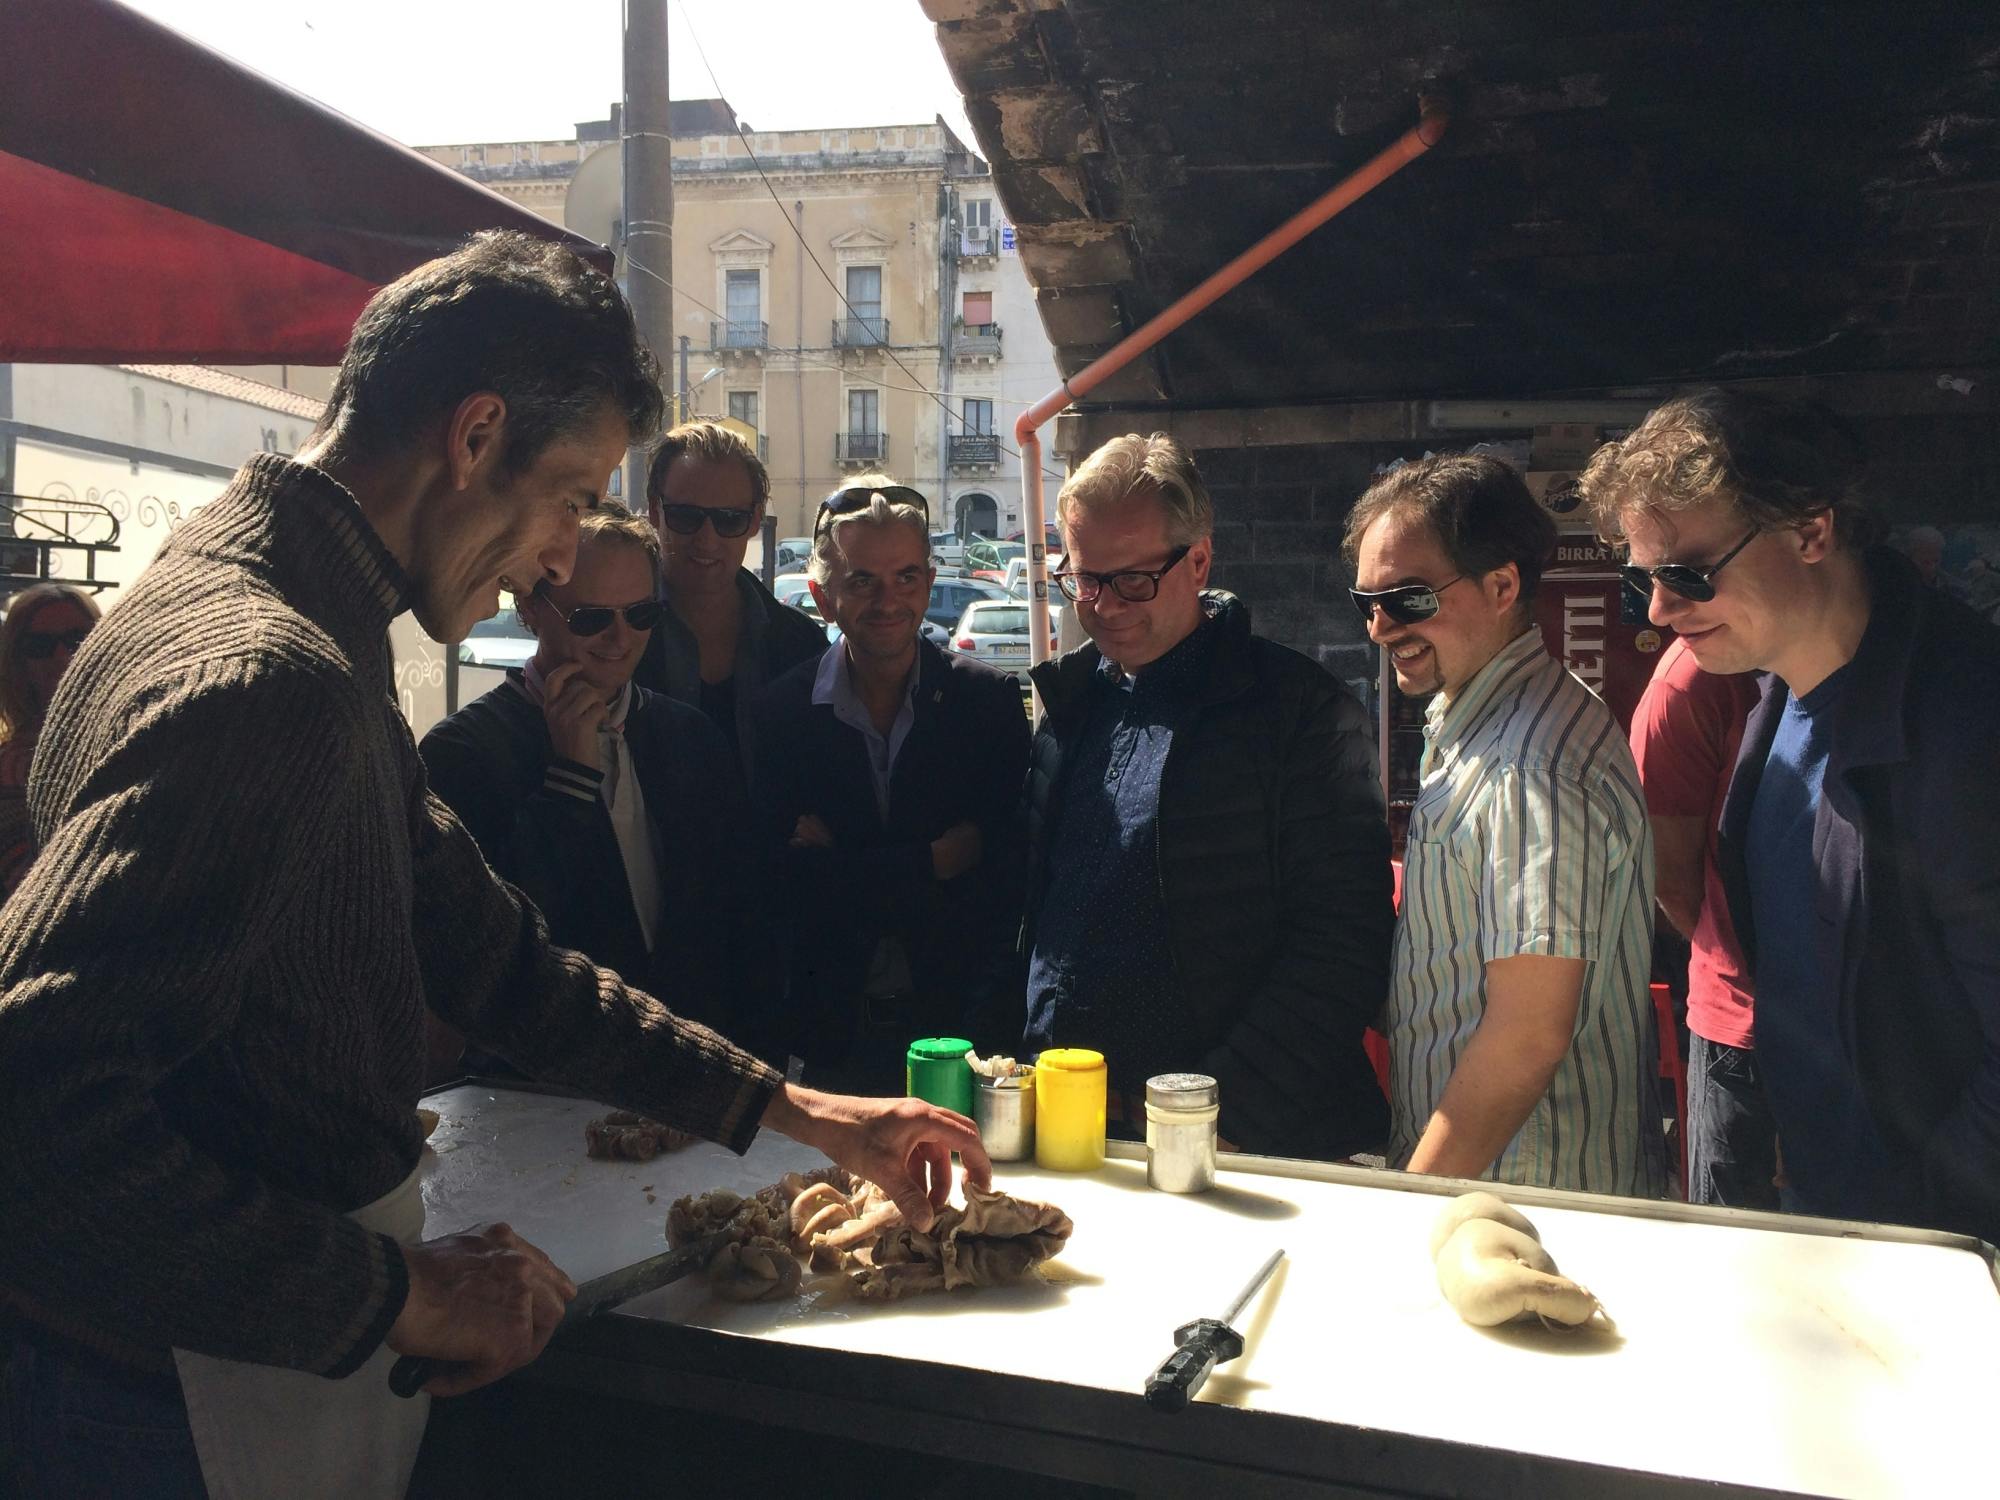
left=1145, top=1073, right=1220, bottom=1193
left=973, top=1067, right=1036, bottom=1161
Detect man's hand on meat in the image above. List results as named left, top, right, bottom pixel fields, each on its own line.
left=758, top=1083, right=991, bottom=1233
left=387, top=1222, right=577, bottom=1397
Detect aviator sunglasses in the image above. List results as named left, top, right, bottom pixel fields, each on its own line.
left=1618, top=528, right=1759, bottom=604
left=1349, top=575, right=1464, bottom=626
left=655, top=503, right=760, bottom=539
left=532, top=586, right=665, bottom=637
left=812, top=484, right=931, bottom=541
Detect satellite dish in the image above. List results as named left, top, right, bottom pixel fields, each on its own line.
left=564, top=143, right=623, bottom=267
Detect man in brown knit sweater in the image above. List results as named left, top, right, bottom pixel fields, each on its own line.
left=0, top=232, right=987, bottom=1498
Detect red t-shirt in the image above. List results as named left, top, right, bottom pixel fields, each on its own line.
left=1628, top=638, right=1762, bottom=1048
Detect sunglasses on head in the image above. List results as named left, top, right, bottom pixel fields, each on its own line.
left=533, top=589, right=665, bottom=638
left=20, top=628, right=91, bottom=660
left=656, top=504, right=759, bottom=539
left=1618, top=529, right=1759, bottom=604
left=812, top=484, right=931, bottom=542
left=1349, top=575, right=1464, bottom=626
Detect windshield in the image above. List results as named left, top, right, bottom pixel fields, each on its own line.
left=970, top=606, right=1029, bottom=634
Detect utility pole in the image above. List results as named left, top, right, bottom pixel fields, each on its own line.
left=622, top=0, right=673, bottom=502
left=679, top=334, right=692, bottom=420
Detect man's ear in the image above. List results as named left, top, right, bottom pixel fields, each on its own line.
left=807, top=578, right=831, bottom=617
left=1486, top=561, right=1522, bottom=616
left=1795, top=509, right=1838, bottom=565
left=445, top=393, right=508, bottom=491
left=1187, top=536, right=1214, bottom=589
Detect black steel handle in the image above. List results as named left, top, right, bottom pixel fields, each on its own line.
left=1142, top=1317, right=1243, bottom=1412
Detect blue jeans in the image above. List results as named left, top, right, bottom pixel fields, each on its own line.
left=1, top=1330, right=207, bottom=1499
left=1686, top=1031, right=1780, bottom=1211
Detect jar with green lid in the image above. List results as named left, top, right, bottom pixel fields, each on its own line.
left=906, top=1036, right=975, bottom=1117
left=1033, top=1048, right=1106, bottom=1171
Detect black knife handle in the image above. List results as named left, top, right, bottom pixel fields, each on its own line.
left=1143, top=1318, right=1245, bottom=1413
left=388, top=1354, right=440, bottom=1398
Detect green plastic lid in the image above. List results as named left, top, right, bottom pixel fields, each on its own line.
left=907, top=1036, right=974, bottom=1062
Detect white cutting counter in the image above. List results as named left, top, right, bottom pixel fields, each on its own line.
left=418, top=1081, right=1998, bottom=1499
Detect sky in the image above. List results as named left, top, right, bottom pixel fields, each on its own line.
left=120, top=0, right=976, bottom=149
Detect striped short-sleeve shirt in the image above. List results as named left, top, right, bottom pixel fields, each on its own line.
left=1386, top=628, right=1664, bottom=1196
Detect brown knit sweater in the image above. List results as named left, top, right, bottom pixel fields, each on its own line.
left=0, top=455, right=781, bottom=1378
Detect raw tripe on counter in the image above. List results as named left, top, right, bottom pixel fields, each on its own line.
left=1431, top=1191, right=1606, bottom=1330
left=666, top=1168, right=1073, bottom=1303
left=584, top=1109, right=695, bottom=1161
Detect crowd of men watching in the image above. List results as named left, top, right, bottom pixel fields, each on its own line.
left=428, top=388, right=1999, bottom=1250
left=0, top=233, right=1992, bottom=1491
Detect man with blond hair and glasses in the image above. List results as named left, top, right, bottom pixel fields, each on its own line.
left=1348, top=452, right=1662, bottom=1196
left=638, top=420, right=825, bottom=771
left=1020, top=433, right=1393, bottom=1161
left=1582, top=388, right=2000, bottom=1242
left=749, top=478, right=1029, bottom=1092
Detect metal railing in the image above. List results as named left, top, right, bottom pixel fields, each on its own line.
left=835, top=432, right=888, bottom=464
left=948, top=434, right=1001, bottom=468
left=0, top=492, right=121, bottom=593
left=710, top=319, right=768, bottom=351
left=955, top=323, right=1003, bottom=358
left=833, top=316, right=889, bottom=348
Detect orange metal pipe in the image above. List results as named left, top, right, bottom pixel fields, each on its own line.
left=1016, top=103, right=1451, bottom=672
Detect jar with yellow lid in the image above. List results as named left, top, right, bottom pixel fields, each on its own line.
left=1033, top=1048, right=1106, bottom=1171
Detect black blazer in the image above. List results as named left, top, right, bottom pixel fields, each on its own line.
left=1718, top=548, right=2000, bottom=1245
left=420, top=674, right=764, bottom=1039
left=749, top=639, right=1031, bottom=1071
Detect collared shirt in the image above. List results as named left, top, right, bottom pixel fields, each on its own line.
left=811, top=643, right=918, bottom=820
left=1025, top=619, right=1211, bottom=1088
left=1386, top=628, right=1663, bottom=1195
left=518, top=662, right=665, bottom=953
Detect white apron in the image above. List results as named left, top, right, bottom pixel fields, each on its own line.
left=173, top=1163, right=429, bottom=1500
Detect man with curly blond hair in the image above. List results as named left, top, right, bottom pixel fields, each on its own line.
left=1582, top=387, right=2000, bottom=1243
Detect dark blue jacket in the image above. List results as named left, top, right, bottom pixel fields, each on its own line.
left=749, top=639, right=1031, bottom=1075
left=420, top=675, right=765, bottom=1041
left=1024, top=591, right=1392, bottom=1159
left=1720, top=548, right=2000, bottom=1246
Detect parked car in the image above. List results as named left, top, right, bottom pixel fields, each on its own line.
left=1007, top=526, right=1064, bottom=555
left=930, top=530, right=966, bottom=569
left=964, top=539, right=1026, bottom=582
left=922, top=575, right=1010, bottom=645
left=774, top=536, right=812, bottom=573
left=457, top=612, right=536, bottom=670
left=772, top=572, right=814, bottom=610
left=949, top=598, right=1060, bottom=679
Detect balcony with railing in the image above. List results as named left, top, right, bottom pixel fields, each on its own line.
left=833, top=316, right=889, bottom=349
left=958, top=227, right=997, bottom=261
left=835, top=432, right=888, bottom=466
left=947, top=434, right=1001, bottom=470
left=954, top=322, right=1002, bottom=360
left=710, top=319, right=768, bottom=352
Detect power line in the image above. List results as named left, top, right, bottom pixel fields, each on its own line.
left=671, top=0, right=1066, bottom=483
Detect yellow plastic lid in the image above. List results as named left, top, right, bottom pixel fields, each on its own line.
left=1036, top=1047, right=1105, bottom=1072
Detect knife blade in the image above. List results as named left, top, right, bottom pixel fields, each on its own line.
left=388, top=1228, right=734, bottom=1398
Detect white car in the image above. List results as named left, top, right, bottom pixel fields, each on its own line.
left=457, top=613, right=536, bottom=669
left=949, top=599, right=1060, bottom=679
left=772, top=572, right=814, bottom=610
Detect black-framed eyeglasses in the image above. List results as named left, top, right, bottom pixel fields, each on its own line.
left=812, top=484, right=931, bottom=542
left=533, top=588, right=666, bottom=638
left=656, top=503, right=760, bottom=539
left=1349, top=576, right=1464, bottom=626
left=20, top=628, right=90, bottom=660
left=1618, top=529, right=1759, bottom=604
left=1051, top=546, right=1191, bottom=604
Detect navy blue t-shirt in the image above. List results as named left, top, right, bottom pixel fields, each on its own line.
left=1746, top=667, right=1914, bottom=1225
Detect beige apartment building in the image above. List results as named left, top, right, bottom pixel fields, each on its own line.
left=421, top=104, right=1059, bottom=542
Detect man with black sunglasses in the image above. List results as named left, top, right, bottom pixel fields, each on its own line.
left=421, top=507, right=765, bottom=1052
left=1346, top=453, right=1663, bottom=1198
left=636, top=421, right=825, bottom=772
left=749, top=478, right=1030, bottom=1093
left=1584, top=388, right=2000, bottom=1245
left=1021, top=434, right=1393, bottom=1161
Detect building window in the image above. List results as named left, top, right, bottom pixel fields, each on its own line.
left=965, top=199, right=993, bottom=234
left=728, top=391, right=759, bottom=429
left=962, top=399, right=994, bottom=435
left=724, top=270, right=762, bottom=345
left=846, top=266, right=883, bottom=333
left=848, top=388, right=879, bottom=435
left=962, top=292, right=993, bottom=327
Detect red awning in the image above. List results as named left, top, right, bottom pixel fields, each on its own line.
left=0, top=0, right=613, bottom=364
